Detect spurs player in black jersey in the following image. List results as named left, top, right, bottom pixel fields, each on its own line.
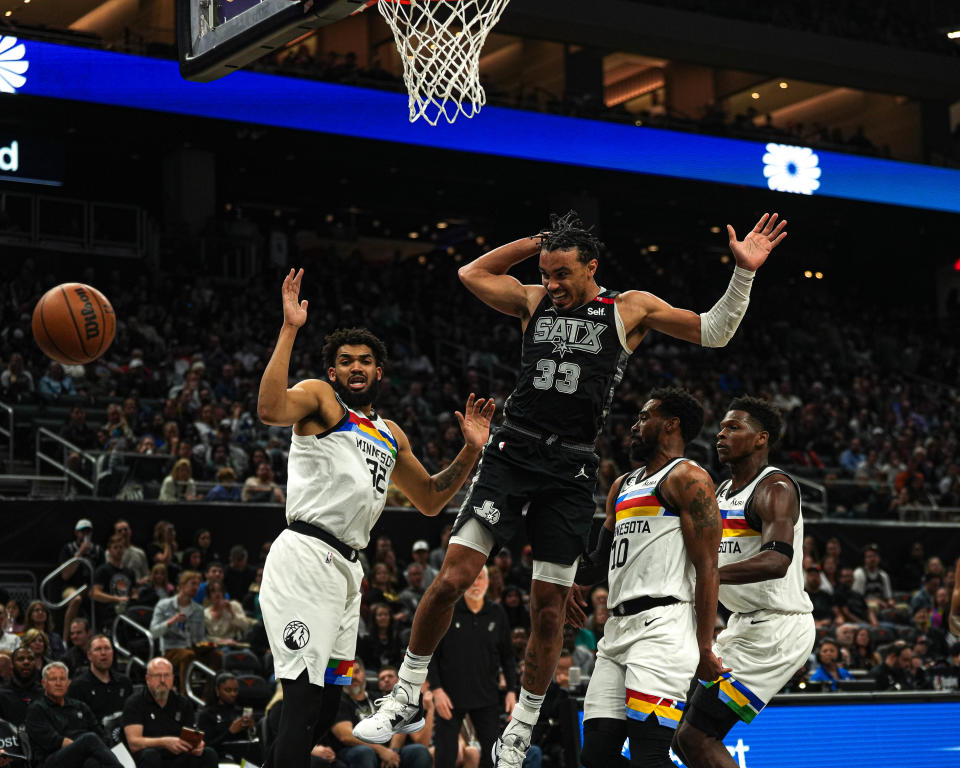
left=355, top=211, right=787, bottom=767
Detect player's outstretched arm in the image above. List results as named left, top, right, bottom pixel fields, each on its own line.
left=387, top=394, right=496, bottom=516
left=566, top=474, right=623, bottom=628
left=575, top=475, right=621, bottom=587
left=670, top=463, right=726, bottom=681
left=257, top=268, right=338, bottom=427
left=458, top=236, right=545, bottom=320
left=617, top=213, right=787, bottom=349
left=718, top=476, right=797, bottom=585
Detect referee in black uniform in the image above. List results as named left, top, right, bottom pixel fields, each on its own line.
left=429, top=566, right=517, bottom=768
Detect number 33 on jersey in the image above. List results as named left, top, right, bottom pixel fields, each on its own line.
left=505, top=289, right=632, bottom=444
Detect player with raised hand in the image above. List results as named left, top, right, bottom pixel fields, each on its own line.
left=256, top=268, right=495, bottom=768
left=673, top=397, right=815, bottom=768
left=354, top=210, right=786, bottom=768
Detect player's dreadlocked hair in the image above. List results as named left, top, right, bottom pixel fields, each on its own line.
left=322, top=327, right=388, bottom=370
left=727, top=396, right=785, bottom=446
left=539, top=210, right=604, bottom=264
left=648, top=387, right=705, bottom=444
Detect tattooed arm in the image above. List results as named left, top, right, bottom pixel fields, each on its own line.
left=386, top=394, right=496, bottom=516
left=664, top=462, right=725, bottom=680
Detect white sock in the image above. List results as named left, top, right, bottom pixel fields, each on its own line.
left=398, top=649, right=432, bottom=705
left=503, top=687, right=543, bottom=740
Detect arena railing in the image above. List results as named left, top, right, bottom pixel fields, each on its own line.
left=894, top=504, right=960, bottom=522
left=112, top=613, right=155, bottom=675
left=794, top=476, right=828, bottom=517
left=0, top=401, right=12, bottom=469
left=814, top=477, right=959, bottom=521
left=184, top=659, right=218, bottom=707
left=0, top=191, right=146, bottom=258
left=39, top=557, right=98, bottom=632
left=35, top=427, right=100, bottom=495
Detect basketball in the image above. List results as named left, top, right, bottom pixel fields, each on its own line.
left=31, top=283, right=117, bottom=365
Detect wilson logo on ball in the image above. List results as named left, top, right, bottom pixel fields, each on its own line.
left=73, top=285, right=100, bottom=340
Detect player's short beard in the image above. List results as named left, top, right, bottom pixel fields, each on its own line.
left=333, top=377, right=380, bottom=410
left=629, top=430, right=659, bottom=463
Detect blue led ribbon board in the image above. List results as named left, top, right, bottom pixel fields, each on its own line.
left=4, top=37, right=960, bottom=214
left=578, top=699, right=960, bottom=767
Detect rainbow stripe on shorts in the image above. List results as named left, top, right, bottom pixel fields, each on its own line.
left=703, top=672, right=765, bottom=723
left=625, top=688, right=685, bottom=729
left=324, top=659, right=354, bottom=686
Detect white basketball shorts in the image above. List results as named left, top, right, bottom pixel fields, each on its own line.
left=706, top=610, right=815, bottom=722
left=260, top=527, right=363, bottom=687
left=583, top=600, right=698, bottom=729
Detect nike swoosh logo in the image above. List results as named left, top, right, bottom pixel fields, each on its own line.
left=644, top=617, right=660, bottom=627
left=750, top=619, right=770, bottom=624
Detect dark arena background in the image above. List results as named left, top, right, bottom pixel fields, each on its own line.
left=1, top=1, right=960, bottom=766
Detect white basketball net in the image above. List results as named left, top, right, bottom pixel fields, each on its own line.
left=376, top=0, right=512, bottom=125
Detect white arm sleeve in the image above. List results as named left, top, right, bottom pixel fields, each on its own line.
left=699, top=266, right=755, bottom=347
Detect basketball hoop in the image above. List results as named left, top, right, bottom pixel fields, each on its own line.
left=372, top=0, right=511, bottom=125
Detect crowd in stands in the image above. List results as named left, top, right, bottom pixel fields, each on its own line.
left=0, top=511, right=957, bottom=765
left=1, top=231, right=959, bottom=519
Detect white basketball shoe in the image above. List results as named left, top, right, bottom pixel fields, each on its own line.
left=352, top=683, right=425, bottom=744
left=492, top=732, right=530, bottom=767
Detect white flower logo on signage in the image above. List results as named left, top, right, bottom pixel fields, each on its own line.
left=762, top=143, right=821, bottom=195
left=0, top=36, right=29, bottom=94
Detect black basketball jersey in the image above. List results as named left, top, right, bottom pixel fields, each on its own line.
left=504, top=288, right=631, bottom=443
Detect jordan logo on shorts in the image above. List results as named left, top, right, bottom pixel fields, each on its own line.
left=474, top=499, right=500, bottom=525
left=283, top=621, right=311, bottom=650
left=575, top=465, right=589, bottom=479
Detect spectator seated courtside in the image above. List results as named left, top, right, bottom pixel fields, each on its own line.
left=25, top=661, right=122, bottom=768
left=122, top=657, right=217, bottom=768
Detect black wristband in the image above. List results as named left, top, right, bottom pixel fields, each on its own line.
left=575, top=526, right=613, bottom=586
left=760, top=540, right=794, bottom=560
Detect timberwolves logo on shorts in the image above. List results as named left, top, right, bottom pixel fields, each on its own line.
left=283, top=621, right=310, bottom=650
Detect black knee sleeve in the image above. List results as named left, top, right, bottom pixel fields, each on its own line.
left=581, top=717, right=629, bottom=768
left=683, top=682, right=740, bottom=741
left=266, top=670, right=334, bottom=768
left=314, top=679, right=344, bottom=741
left=625, top=715, right=676, bottom=768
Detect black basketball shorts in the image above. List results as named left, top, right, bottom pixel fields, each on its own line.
left=452, top=427, right=600, bottom=566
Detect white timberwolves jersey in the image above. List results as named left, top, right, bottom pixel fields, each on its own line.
left=285, top=401, right=397, bottom=550
left=608, top=458, right=697, bottom=609
left=716, top=466, right=812, bottom=615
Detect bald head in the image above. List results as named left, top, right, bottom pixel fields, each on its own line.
left=145, top=657, right=175, bottom=703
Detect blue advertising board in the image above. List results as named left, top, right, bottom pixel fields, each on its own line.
left=2, top=34, right=959, bottom=213
left=578, top=699, right=960, bottom=767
